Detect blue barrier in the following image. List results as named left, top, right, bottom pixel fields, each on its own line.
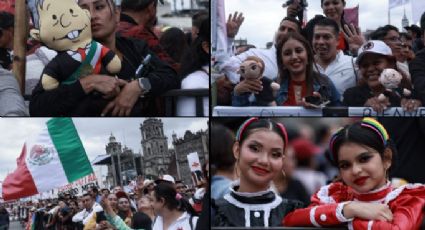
left=213, top=106, right=425, bottom=117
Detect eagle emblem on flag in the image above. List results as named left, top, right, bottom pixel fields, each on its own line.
left=28, top=144, right=53, bottom=166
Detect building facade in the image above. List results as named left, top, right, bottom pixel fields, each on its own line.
left=140, top=118, right=172, bottom=180
left=172, top=129, right=209, bottom=186
left=105, top=134, right=142, bottom=187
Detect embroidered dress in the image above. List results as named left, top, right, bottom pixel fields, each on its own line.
left=283, top=181, right=425, bottom=229
left=213, top=180, right=304, bottom=227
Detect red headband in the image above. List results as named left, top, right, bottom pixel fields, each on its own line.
left=236, top=118, right=288, bottom=152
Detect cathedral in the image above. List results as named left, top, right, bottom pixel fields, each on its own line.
left=95, top=118, right=208, bottom=188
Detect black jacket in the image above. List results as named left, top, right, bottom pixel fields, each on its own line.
left=30, top=36, right=178, bottom=116
left=343, top=84, right=402, bottom=107
left=410, top=48, right=425, bottom=105
left=212, top=184, right=304, bottom=227
left=380, top=118, right=425, bottom=183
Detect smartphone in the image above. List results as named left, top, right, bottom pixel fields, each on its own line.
left=96, top=211, right=107, bottom=223
left=305, top=96, right=321, bottom=105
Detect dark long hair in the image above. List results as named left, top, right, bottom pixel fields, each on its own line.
left=154, top=182, right=197, bottom=216
left=159, top=27, right=189, bottom=63
left=327, top=120, right=397, bottom=174
left=276, top=32, right=317, bottom=96
left=236, top=118, right=288, bottom=152
left=179, top=18, right=210, bottom=79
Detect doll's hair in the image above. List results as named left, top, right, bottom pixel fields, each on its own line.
left=235, top=118, right=288, bottom=152
left=242, top=56, right=265, bottom=77
left=327, top=118, right=397, bottom=171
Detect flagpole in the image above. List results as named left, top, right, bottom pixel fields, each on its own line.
left=388, top=3, right=391, bottom=24
left=12, top=0, right=27, bottom=95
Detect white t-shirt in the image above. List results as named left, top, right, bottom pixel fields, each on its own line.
left=176, top=67, right=209, bottom=116
left=314, top=51, right=357, bottom=100
left=152, top=212, right=198, bottom=230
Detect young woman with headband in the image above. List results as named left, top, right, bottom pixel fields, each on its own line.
left=212, top=117, right=304, bottom=227
left=283, top=118, right=425, bottom=229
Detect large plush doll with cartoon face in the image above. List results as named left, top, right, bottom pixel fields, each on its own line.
left=233, top=56, right=280, bottom=106
left=29, top=0, right=121, bottom=115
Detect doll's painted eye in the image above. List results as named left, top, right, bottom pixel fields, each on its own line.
left=52, top=15, right=57, bottom=20
left=240, top=69, right=245, bottom=74
left=251, top=65, right=257, bottom=71
left=70, top=9, right=74, bottom=14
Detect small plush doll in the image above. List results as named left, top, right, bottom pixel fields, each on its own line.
left=29, top=0, right=121, bottom=115
left=236, top=56, right=280, bottom=106
left=378, top=68, right=411, bottom=102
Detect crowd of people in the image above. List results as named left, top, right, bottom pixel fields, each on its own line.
left=211, top=117, right=425, bottom=228
left=214, top=0, right=425, bottom=113
left=1, top=173, right=209, bottom=230
left=0, top=0, right=210, bottom=116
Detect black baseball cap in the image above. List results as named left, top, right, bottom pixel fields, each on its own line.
left=404, top=24, right=422, bottom=35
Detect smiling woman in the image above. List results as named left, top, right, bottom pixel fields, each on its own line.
left=212, top=117, right=304, bottom=227
left=282, top=118, right=425, bottom=229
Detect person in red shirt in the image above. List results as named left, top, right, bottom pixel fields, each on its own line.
left=282, top=118, right=425, bottom=229
left=275, top=32, right=340, bottom=107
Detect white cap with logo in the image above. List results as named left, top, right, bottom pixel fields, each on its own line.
left=356, top=40, right=393, bottom=65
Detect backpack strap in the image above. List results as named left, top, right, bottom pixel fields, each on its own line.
left=189, top=215, right=194, bottom=230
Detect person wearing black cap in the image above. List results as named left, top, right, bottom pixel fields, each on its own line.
left=404, top=24, right=424, bottom=53
left=0, top=11, right=14, bottom=70
left=118, top=0, right=180, bottom=72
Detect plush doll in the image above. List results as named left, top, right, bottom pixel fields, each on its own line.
left=236, top=56, right=280, bottom=106
left=378, top=68, right=411, bottom=102
left=29, top=0, right=121, bottom=115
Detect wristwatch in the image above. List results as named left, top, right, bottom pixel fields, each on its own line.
left=138, top=77, right=151, bottom=94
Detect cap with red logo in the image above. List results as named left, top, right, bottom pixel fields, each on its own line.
left=356, top=40, right=393, bottom=65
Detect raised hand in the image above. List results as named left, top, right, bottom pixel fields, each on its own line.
left=343, top=23, right=365, bottom=55
left=226, top=11, right=245, bottom=38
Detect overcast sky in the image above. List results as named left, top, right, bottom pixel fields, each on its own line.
left=0, top=118, right=208, bottom=182
left=225, top=0, right=418, bottom=48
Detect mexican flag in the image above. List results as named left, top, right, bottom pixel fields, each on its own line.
left=2, top=118, right=93, bottom=201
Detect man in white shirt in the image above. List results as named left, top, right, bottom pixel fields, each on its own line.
left=72, top=193, right=103, bottom=226
left=312, top=17, right=357, bottom=100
